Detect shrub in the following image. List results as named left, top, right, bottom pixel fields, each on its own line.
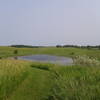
left=70, top=52, right=75, bottom=55
left=13, top=50, right=18, bottom=55
left=31, top=63, right=53, bottom=71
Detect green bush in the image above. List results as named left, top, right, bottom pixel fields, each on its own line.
left=13, top=50, right=18, bottom=55
left=31, top=63, right=54, bottom=71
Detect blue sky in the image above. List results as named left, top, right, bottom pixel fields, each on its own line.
left=0, top=0, right=99, bottom=46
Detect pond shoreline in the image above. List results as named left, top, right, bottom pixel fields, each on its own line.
left=16, top=54, right=73, bottom=65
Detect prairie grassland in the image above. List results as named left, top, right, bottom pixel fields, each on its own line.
left=0, top=60, right=30, bottom=100
left=49, top=66, right=100, bottom=100
left=28, top=56, right=100, bottom=100
left=0, top=60, right=54, bottom=100
left=0, top=59, right=100, bottom=100
left=0, top=47, right=100, bottom=100
left=0, top=46, right=100, bottom=60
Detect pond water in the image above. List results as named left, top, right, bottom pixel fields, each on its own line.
left=18, top=55, right=73, bottom=65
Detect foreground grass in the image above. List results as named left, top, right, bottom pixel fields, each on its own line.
left=50, top=66, right=100, bottom=100
left=0, top=59, right=100, bottom=100
left=0, top=60, right=53, bottom=100
left=8, top=68, right=52, bottom=100
left=0, top=60, right=29, bottom=100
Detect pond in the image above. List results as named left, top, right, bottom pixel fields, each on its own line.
left=18, top=55, right=73, bottom=65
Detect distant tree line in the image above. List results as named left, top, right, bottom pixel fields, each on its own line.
left=11, top=45, right=44, bottom=48
left=10, top=44, right=100, bottom=49
left=56, top=45, right=100, bottom=49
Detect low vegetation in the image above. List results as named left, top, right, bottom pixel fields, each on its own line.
left=74, top=55, right=100, bottom=67
left=0, top=60, right=29, bottom=100
left=0, top=46, right=100, bottom=100
left=49, top=66, right=100, bottom=100
left=0, top=46, right=100, bottom=60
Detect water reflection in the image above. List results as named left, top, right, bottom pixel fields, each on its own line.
left=18, top=55, right=73, bottom=65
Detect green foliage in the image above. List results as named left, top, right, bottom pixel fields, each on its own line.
left=13, top=50, right=18, bottom=55
left=11, top=45, right=40, bottom=48
left=31, top=63, right=54, bottom=71
left=70, top=52, right=75, bottom=55
left=56, top=45, right=62, bottom=48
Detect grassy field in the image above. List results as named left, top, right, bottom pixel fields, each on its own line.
left=0, top=46, right=100, bottom=100
left=0, top=46, right=100, bottom=60
left=0, top=60, right=55, bottom=100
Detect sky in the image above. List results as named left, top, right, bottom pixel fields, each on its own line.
left=0, top=0, right=99, bottom=46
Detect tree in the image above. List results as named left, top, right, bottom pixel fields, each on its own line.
left=56, top=45, right=62, bottom=48
left=98, top=45, right=100, bottom=50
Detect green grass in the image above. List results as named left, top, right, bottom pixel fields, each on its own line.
left=0, top=60, right=29, bottom=100
left=0, top=46, right=100, bottom=100
left=8, top=67, right=53, bottom=100
left=0, top=59, right=100, bottom=100
left=0, top=46, right=100, bottom=60
left=50, top=66, right=100, bottom=100
left=0, top=60, right=54, bottom=100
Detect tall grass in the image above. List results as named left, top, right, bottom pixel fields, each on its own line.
left=46, top=56, right=100, bottom=100
left=0, top=46, right=100, bottom=100
left=74, top=55, right=100, bottom=67
left=0, top=59, right=100, bottom=100
left=48, top=66, right=100, bottom=100
left=0, top=60, right=29, bottom=100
